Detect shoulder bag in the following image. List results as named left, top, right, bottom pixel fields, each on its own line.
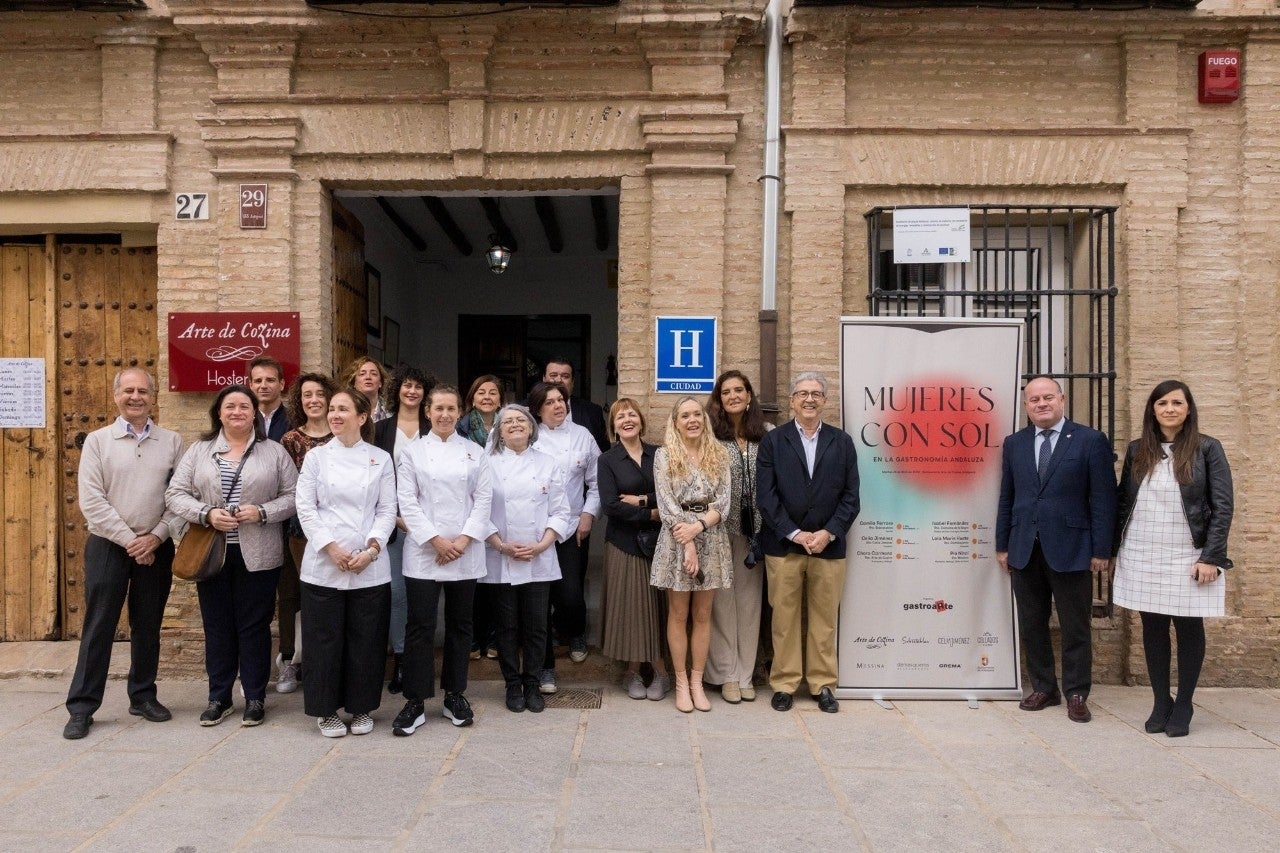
left=172, top=444, right=253, bottom=582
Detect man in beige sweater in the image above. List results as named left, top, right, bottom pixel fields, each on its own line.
left=64, top=368, right=184, bottom=740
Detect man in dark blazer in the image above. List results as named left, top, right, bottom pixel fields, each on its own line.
left=543, top=357, right=609, bottom=452
left=996, top=376, right=1116, bottom=723
left=249, top=356, right=293, bottom=442
left=756, top=371, right=860, bottom=714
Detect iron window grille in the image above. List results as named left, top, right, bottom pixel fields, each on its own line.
left=866, top=204, right=1119, bottom=614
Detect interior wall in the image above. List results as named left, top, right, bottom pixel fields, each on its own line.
left=346, top=196, right=618, bottom=405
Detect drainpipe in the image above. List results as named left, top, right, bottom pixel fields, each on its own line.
left=758, top=0, right=782, bottom=413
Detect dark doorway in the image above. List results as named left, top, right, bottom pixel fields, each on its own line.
left=458, top=314, right=592, bottom=403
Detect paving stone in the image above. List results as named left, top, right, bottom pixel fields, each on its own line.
left=564, top=761, right=705, bottom=849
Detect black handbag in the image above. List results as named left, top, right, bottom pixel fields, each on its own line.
left=737, top=442, right=756, bottom=537
left=635, top=528, right=658, bottom=559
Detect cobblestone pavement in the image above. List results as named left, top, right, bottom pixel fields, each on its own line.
left=2, top=642, right=1278, bottom=852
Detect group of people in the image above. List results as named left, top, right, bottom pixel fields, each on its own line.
left=63, top=354, right=1232, bottom=743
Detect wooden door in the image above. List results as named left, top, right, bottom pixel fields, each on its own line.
left=331, top=199, right=368, bottom=375
left=0, top=241, right=58, bottom=641
left=57, top=242, right=159, bottom=639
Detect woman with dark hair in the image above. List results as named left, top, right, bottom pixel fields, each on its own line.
left=527, top=381, right=600, bottom=695
left=597, top=398, right=669, bottom=700
left=652, top=397, right=732, bottom=712
left=459, top=374, right=504, bottom=659
left=275, top=372, right=337, bottom=694
left=482, top=404, right=574, bottom=713
left=166, top=385, right=298, bottom=727
left=295, top=388, right=396, bottom=736
left=703, top=370, right=769, bottom=703
left=392, top=384, right=493, bottom=735
left=341, top=356, right=390, bottom=422
left=1113, top=380, right=1234, bottom=738
left=459, top=374, right=503, bottom=447
left=373, top=364, right=433, bottom=694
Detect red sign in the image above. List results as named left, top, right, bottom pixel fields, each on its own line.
left=168, top=312, right=301, bottom=392
left=239, top=183, right=268, bottom=229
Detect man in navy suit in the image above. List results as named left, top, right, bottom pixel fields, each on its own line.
left=996, top=376, right=1116, bottom=723
left=757, top=372, right=860, bottom=714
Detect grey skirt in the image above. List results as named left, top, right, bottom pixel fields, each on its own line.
left=601, top=542, right=665, bottom=663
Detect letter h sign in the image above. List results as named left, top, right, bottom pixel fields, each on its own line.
left=655, top=316, right=717, bottom=393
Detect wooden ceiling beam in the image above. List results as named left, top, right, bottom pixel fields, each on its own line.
left=590, top=195, right=610, bottom=251
left=479, top=197, right=518, bottom=253
left=421, top=197, right=473, bottom=256
left=375, top=197, right=427, bottom=252
left=534, top=196, right=564, bottom=254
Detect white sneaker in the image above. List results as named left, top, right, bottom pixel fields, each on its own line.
left=318, top=715, right=347, bottom=738
left=276, top=654, right=299, bottom=694
left=624, top=671, right=647, bottom=700
left=349, top=713, right=374, bottom=735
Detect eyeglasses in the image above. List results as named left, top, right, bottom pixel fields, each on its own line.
left=791, top=391, right=826, bottom=400
left=499, top=418, right=528, bottom=427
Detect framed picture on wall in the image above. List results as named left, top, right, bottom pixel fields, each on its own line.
left=366, top=263, right=382, bottom=336
left=383, top=317, right=400, bottom=366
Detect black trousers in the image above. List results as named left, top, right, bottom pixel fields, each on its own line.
left=196, top=546, right=280, bottom=703
left=1011, top=541, right=1093, bottom=698
left=544, top=536, right=587, bottom=668
left=403, top=576, right=476, bottom=700
left=66, top=535, right=174, bottom=716
left=300, top=581, right=390, bottom=717
left=472, top=582, right=499, bottom=651
left=496, top=581, right=551, bottom=688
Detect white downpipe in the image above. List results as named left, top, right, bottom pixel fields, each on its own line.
left=761, top=0, right=782, bottom=314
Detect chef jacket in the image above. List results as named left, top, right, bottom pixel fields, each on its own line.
left=535, top=420, right=601, bottom=520
left=397, top=430, right=493, bottom=581
left=482, top=445, right=574, bottom=585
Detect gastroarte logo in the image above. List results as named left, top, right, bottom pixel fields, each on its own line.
left=977, top=632, right=999, bottom=646
left=903, top=598, right=955, bottom=612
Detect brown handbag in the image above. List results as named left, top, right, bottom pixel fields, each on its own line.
left=172, top=523, right=227, bottom=582
left=171, top=445, right=252, bottom=582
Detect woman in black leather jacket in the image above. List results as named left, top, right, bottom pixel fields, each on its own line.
left=1111, top=380, right=1233, bottom=737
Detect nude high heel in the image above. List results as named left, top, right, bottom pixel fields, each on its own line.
left=690, top=670, right=711, bottom=712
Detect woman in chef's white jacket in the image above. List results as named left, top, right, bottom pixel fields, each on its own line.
left=392, top=384, right=493, bottom=736
left=482, top=404, right=575, bottom=714
left=296, top=389, right=397, bottom=739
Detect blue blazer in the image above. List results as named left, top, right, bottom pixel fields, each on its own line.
left=996, top=419, right=1116, bottom=573
left=756, top=420, right=860, bottom=559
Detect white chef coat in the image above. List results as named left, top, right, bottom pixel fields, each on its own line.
left=483, top=445, right=574, bottom=586
left=535, top=420, right=601, bottom=520
left=397, top=430, right=493, bottom=581
left=295, top=438, right=397, bottom=590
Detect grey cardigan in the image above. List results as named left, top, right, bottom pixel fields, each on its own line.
left=166, top=433, right=298, bottom=572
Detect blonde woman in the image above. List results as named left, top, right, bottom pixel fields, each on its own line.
left=651, top=397, right=731, bottom=712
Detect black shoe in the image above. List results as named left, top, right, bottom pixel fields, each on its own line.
left=393, top=700, right=426, bottom=736
left=388, top=654, right=403, bottom=695
left=524, top=682, right=545, bottom=713
left=442, top=692, right=474, bottom=727
left=1145, top=697, right=1174, bottom=734
left=63, top=713, right=93, bottom=740
left=814, top=687, right=839, bottom=714
left=242, top=699, right=265, bottom=727
left=505, top=682, right=526, bottom=713
left=129, top=699, right=172, bottom=723
left=1165, top=703, right=1193, bottom=738
left=770, top=691, right=793, bottom=712
left=199, top=699, right=234, bottom=726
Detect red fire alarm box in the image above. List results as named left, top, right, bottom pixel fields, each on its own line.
left=1199, top=49, right=1241, bottom=104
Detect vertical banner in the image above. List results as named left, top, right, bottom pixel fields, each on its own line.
left=838, top=317, right=1024, bottom=700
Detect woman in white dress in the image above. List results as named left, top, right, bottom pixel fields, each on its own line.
left=652, top=397, right=731, bottom=713
left=392, top=384, right=493, bottom=735
left=482, top=404, right=574, bottom=713
left=295, top=388, right=397, bottom=737
left=1113, top=380, right=1234, bottom=738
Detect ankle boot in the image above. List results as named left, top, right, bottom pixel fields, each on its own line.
left=388, top=654, right=403, bottom=695
left=1145, top=694, right=1174, bottom=733
left=673, top=671, right=693, bottom=713
left=690, top=670, right=711, bottom=712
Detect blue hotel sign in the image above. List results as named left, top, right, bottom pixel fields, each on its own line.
left=655, top=316, right=717, bottom=393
